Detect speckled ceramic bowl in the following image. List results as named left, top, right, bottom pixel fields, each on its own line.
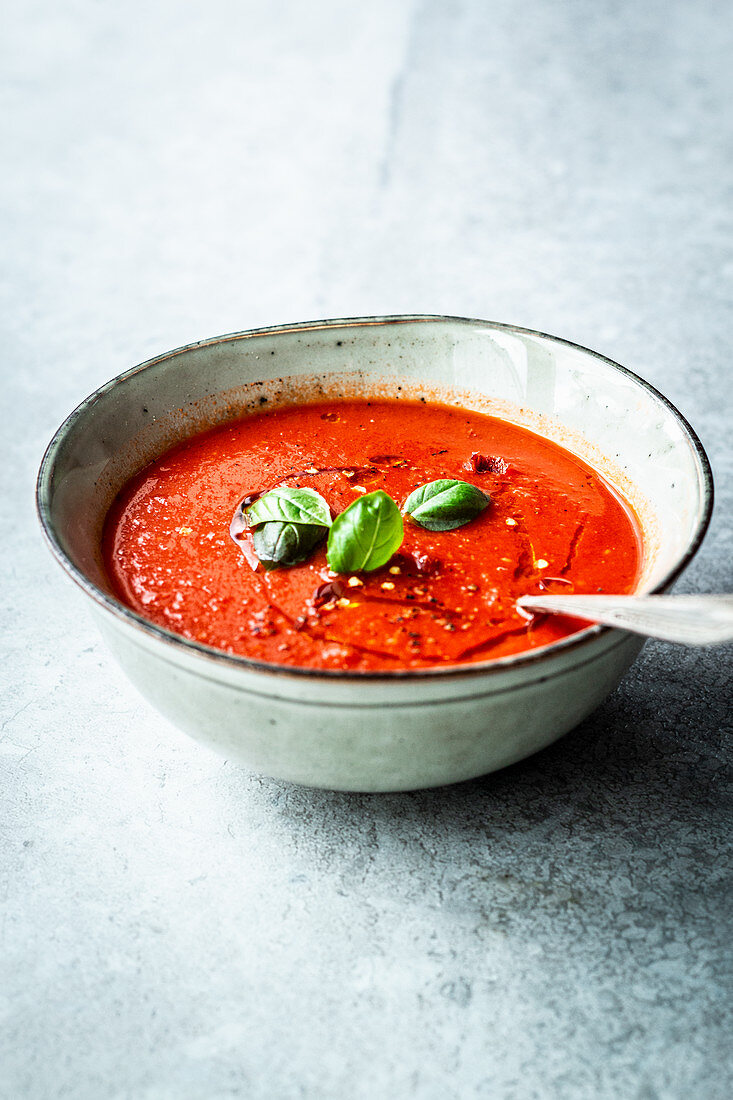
left=37, top=316, right=713, bottom=790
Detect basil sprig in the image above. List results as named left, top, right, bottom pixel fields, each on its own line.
left=327, top=490, right=404, bottom=573
left=245, top=486, right=331, bottom=569
left=402, top=479, right=491, bottom=531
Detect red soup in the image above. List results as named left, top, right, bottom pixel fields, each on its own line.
left=103, top=399, right=642, bottom=671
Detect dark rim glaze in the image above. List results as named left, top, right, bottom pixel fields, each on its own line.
left=36, top=315, right=715, bottom=684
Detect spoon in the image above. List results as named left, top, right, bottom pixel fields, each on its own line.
left=515, top=593, right=733, bottom=646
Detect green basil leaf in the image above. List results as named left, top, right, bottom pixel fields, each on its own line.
left=326, top=490, right=404, bottom=573
left=252, top=521, right=327, bottom=569
left=245, top=486, right=332, bottom=530
left=403, top=479, right=491, bottom=531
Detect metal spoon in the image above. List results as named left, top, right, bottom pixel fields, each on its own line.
left=515, top=593, right=733, bottom=646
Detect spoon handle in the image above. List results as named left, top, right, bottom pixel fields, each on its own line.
left=516, top=594, right=733, bottom=646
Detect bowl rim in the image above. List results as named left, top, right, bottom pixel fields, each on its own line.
left=36, top=313, right=715, bottom=684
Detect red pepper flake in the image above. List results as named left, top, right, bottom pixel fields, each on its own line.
left=469, top=453, right=509, bottom=475
left=249, top=610, right=278, bottom=637
left=390, top=550, right=439, bottom=577
left=313, top=580, right=345, bottom=607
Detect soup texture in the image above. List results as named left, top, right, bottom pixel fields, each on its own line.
left=103, top=399, right=642, bottom=671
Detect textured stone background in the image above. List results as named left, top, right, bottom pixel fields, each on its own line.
left=2, top=1, right=731, bottom=1097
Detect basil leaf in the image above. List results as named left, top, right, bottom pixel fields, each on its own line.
left=252, top=520, right=327, bottom=570
left=326, top=490, right=404, bottom=573
left=245, top=487, right=331, bottom=568
left=245, top=486, right=332, bottom=530
left=403, top=479, right=491, bottom=531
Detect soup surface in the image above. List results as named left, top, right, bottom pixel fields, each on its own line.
left=103, top=399, right=642, bottom=671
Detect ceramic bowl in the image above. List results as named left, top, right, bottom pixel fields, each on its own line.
left=37, top=316, right=713, bottom=791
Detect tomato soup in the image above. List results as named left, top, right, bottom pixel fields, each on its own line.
left=102, top=399, right=642, bottom=671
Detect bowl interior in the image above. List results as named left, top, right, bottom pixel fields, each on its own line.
left=38, top=317, right=712, bottom=634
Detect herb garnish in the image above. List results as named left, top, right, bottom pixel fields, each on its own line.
left=326, top=490, right=404, bottom=573
left=244, top=474, right=491, bottom=572
left=402, top=479, right=491, bottom=532
left=245, top=486, right=331, bottom=569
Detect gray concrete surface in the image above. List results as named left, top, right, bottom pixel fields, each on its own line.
left=2, top=1, right=731, bottom=1097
